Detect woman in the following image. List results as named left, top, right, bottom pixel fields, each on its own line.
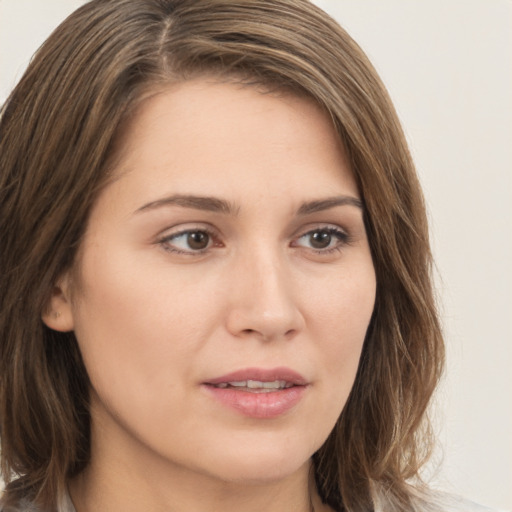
left=0, top=1, right=482, bottom=511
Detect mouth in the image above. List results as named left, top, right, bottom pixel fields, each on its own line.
left=202, top=367, right=309, bottom=418
left=204, top=366, right=308, bottom=390
left=210, top=379, right=295, bottom=393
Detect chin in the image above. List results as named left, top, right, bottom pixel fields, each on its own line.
left=192, top=437, right=316, bottom=485
left=209, top=459, right=309, bottom=485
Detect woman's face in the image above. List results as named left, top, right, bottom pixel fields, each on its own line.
left=51, top=79, right=376, bottom=484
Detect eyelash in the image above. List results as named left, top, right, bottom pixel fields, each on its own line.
left=293, top=227, right=351, bottom=255
left=157, top=225, right=351, bottom=256
left=158, top=227, right=219, bottom=255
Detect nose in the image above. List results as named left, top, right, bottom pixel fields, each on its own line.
left=225, top=248, right=305, bottom=342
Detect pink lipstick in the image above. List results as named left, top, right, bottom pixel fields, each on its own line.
left=202, top=367, right=308, bottom=419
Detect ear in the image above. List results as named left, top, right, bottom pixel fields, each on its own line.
left=41, top=274, right=75, bottom=332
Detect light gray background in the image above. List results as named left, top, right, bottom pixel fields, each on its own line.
left=1, top=1, right=511, bottom=510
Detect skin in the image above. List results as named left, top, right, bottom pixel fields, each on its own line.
left=44, top=79, right=376, bottom=512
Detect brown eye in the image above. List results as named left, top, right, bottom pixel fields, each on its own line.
left=160, top=229, right=214, bottom=254
left=309, top=230, right=332, bottom=249
left=187, top=231, right=210, bottom=250
left=293, top=227, right=349, bottom=253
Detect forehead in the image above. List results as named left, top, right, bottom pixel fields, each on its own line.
left=91, top=78, right=359, bottom=221
left=120, top=79, right=349, bottom=164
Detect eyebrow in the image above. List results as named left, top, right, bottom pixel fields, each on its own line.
left=135, top=194, right=237, bottom=215
left=296, top=196, right=363, bottom=215
left=134, top=194, right=363, bottom=216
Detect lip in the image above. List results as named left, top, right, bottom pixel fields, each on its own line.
left=204, top=367, right=308, bottom=386
left=202, top=367, right=309, bottom=419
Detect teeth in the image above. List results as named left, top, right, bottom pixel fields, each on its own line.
left=229, top=381, right=249, bottom=387
left=245, top=379, right=288, bottom=389
left=213, top=379, right=293, bottom=390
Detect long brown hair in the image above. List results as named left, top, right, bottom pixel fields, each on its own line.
left=0, top=1, right=444, bottom=510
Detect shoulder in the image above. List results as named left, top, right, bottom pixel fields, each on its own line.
left=0, top=492, right=75, bottom=512
left=426, top=493, right=509, bottom=512
left=374, top=489, right=509, bottom=512
left=0, top=499, right=42, bottom=512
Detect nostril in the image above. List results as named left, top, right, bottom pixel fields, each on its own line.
left=238, top=327, right=298, bottom=342
left=226, top=298, right=304, bottom=341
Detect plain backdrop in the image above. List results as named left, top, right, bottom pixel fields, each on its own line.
left=1, top=1, right=511, bottom=510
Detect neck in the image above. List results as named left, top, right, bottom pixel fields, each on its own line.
left=68, top=393, right=334, bottom=512
left=70, top=465, right=318, bottom=512
left=69, top=422, right=322, bottom=512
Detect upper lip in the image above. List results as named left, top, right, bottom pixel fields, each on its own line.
left=204, top=367, right=308, bottom=386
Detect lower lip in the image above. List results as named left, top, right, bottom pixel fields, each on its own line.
left=203, top=385, right=307, bottom=419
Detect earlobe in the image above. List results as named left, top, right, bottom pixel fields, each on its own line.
left=41, top=277, right=75, bottom=332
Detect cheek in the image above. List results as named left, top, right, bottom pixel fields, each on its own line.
left=70, top=247, right=220, bottom=406
left=292, top=281, right=374, bottom=451
left=310, top=259, right=376, bottom=340
left=308, top=261, right=376, bottom=406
